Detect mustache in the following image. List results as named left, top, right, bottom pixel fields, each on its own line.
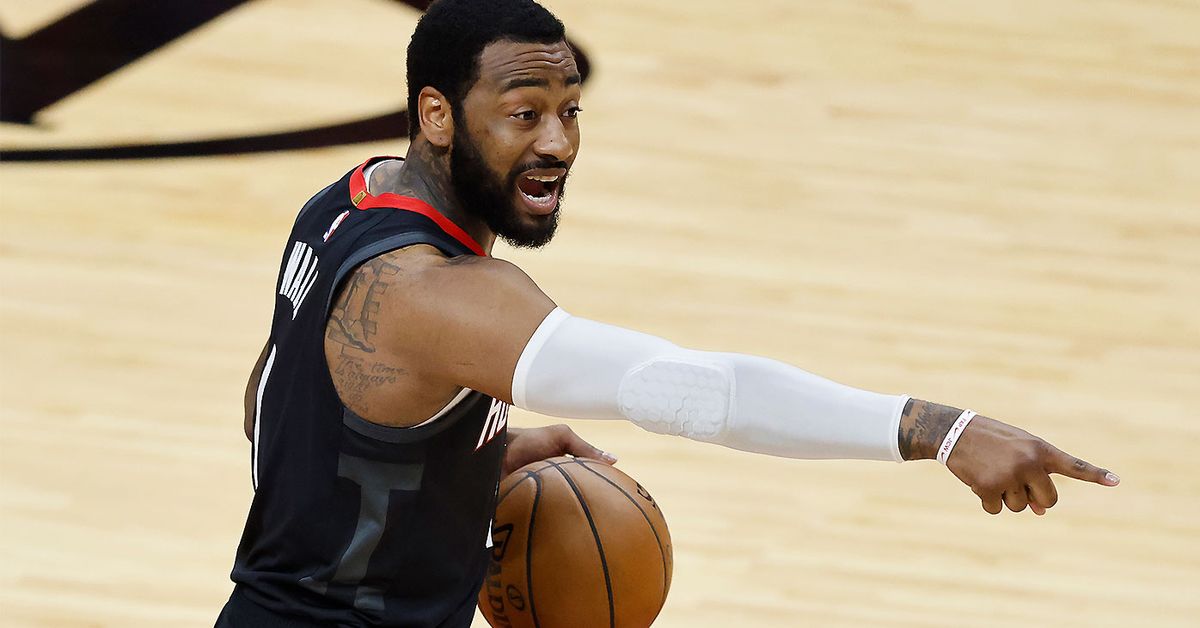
left=509, top=160, right=570, bottom=180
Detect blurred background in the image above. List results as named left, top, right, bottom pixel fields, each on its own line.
left=1, top=1, right=1198, bottom=626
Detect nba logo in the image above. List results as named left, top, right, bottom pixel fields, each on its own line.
left=323, top=210, right=350, bottom=242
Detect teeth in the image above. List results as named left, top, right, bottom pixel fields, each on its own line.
left=527, top=175, right=560, bottom=182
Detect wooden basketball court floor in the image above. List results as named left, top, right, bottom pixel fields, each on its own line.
left=1, top=1, right=1198, bottom=626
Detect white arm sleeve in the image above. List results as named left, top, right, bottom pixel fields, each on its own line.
left=512, top=308, right=910, bottom=462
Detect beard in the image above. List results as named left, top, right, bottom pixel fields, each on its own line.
left=449, top=125, right=566, bottom=249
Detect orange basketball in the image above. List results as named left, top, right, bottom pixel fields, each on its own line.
left=477, top=456, right=673, bottom=628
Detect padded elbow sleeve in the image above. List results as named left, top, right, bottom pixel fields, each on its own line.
left=617, top=357, right=734, bottom=439
left=512, top=308, right=908, bottom=462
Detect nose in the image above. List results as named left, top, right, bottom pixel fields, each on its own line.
left=534, top=116, right=575, bottom=162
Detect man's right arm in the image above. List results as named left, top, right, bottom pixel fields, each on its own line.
left=334, top=245, right=556, bottom=423
left=378, top=251, right=1118, bottom=515
left=897, top=399, right=1117, bottom=515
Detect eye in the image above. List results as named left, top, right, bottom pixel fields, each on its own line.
left=512, top=110, right=538, bottom=122
left=563, top=106, right=583, bottom=119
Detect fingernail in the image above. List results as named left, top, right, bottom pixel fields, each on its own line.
left=600, top=451, right=618, bottom=464
left=1104, top=472, right=1120, bottom=485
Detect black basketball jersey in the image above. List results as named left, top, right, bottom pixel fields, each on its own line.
left=227, top=157, right=509, bottom=627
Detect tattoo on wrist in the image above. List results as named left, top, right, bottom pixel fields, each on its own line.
left=898, top=399, right=962, bottom=461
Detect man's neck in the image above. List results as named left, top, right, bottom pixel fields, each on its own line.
left=374, top=139, right=496, bottom=254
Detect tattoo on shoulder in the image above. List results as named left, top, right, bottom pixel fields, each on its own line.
left=327, top=256, right=402, bottom=353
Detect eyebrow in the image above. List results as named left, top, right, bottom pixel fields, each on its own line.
left=500, top=73, right=583, bottom=92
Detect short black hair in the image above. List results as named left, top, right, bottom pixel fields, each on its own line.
left=406, top=0, right=566, bottom=139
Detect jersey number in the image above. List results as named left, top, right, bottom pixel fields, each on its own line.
left=299, top=454, right=424, bottom=612
left=253, top=343, right=424, bottom=613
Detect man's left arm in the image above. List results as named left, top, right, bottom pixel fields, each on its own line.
left=504, top=426, right=619, bottom=476
left=243, top=341, right=270, bottom=442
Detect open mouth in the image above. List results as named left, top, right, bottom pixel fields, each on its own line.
left=515, top=170, right=564, bottom=215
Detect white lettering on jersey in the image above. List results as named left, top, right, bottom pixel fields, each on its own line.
left=323, top=210, right=350, bottom=242
left=475, top=398, right=510, bottom=451
left=279, top=241, right=320, bottom=319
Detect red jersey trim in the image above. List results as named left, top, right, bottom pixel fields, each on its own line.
left=349, top=157, right=487, bottom=257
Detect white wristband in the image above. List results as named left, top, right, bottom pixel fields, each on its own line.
left=936, top=409, right=977, bottom=465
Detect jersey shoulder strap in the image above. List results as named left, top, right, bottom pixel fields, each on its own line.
left=347, top=159, right=487, bottom=257
left=321, top=157, right=490, bottom=312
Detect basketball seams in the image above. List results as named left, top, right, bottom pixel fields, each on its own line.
left=573, top=458, right=671, bottom=611
left=546, top=460, right=616, bottom=628
left=497, top=469, right=539, bottom=506
left=526, top=470, right=543, bottom=628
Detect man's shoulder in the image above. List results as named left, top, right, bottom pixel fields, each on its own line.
left=333, top=247, right=540, bottom=352
left=364, top=246, right=529, bottom=298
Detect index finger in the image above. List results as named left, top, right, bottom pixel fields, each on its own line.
left=1046, top=447, right=1120, bottom=486
left=557, top=426, right=619, bottom=465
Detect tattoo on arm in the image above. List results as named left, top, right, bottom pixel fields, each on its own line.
left=326, top=255, right=410, bottom=417
left=897, top=399, right=962, bottom=461
left=327, top=256, right=401, bottom=352
left=330, top=354, right=405, bottom=414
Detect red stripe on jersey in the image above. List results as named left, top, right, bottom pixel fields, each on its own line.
left=349, top=157, right=488, bottom=257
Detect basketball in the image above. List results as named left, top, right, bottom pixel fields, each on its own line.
left=478, top=456, right=673, bottom=628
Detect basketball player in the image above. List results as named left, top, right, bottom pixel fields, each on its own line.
left=219, top=0, right=1119, bottom=625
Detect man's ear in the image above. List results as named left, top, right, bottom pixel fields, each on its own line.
left=417, top=87, right=453, bottom=148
